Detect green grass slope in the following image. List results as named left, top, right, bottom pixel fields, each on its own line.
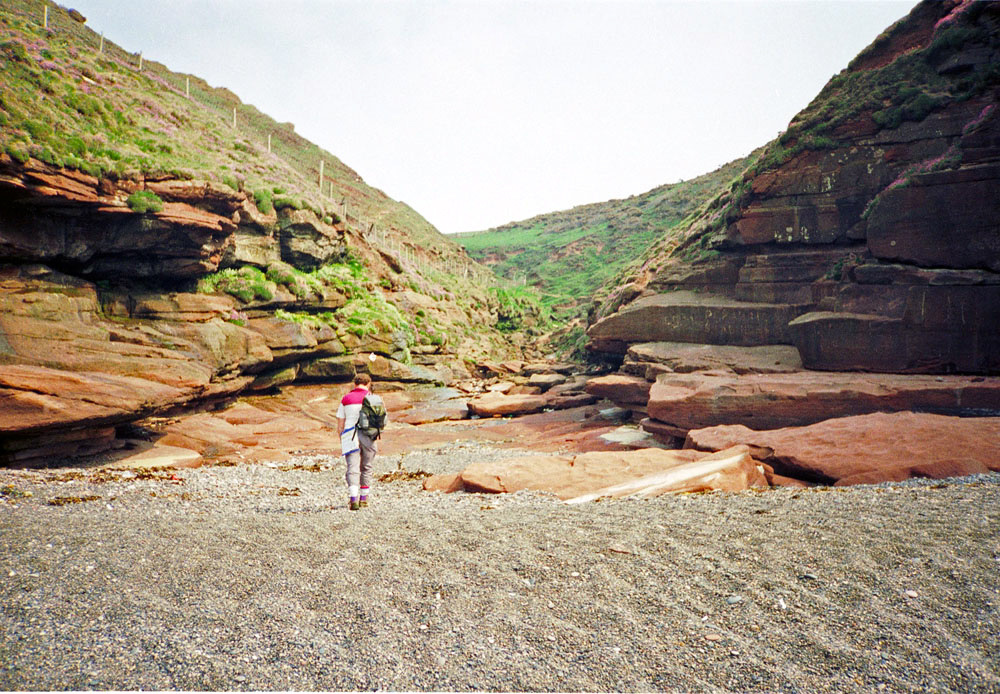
left=455, top=155, right=754, bottom=320
left=0, top=0, right=462, bottom=257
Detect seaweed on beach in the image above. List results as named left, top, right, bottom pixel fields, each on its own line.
left=47, top=495, right=100, bottom=506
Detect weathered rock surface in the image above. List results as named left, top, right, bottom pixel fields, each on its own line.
left=587, top=290, right=808, bottom=354
left=527, top=372, right=567, bottom=391
left=647, top=371, right=1000, bottom=434
left=685, top=411, right=1000, bottom=485
left=0, top=364, right=185, bottom=463
left=622, top=342, right=802, bottom=378
left=423, top=445, right=768, bottom=501
left=584, top=374, right=652, bottom=405
left=467, top=392, right=549, bottom=418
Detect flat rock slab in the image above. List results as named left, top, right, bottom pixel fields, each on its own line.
left=528, top=373, right=568, bottom=391
left=626, top=342, right=802, bottom=376
left=0, top=365, right=186, bottom=435
left=648, top=371, right=1000, bottom=433
left=106, top=443, right=203, bottom=469
left=423, top=445, right=768, bottom=501
left=585, top=374, right=652, bottom=405
left=587, top=290, right=808, bottom=353
left=685, top=411, right=1000, bottom=485
left=467, top=392, right=548, bottom=417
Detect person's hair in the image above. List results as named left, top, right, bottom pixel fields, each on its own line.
left=353, top=373, right=372, bottom=386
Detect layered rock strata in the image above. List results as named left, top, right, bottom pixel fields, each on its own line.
left=588, top=0, right=1000, bottom=375
left=0, top=163, right=494, bottom=463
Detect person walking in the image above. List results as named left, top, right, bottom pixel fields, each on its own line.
left=336, top=372, right=386, bottom=510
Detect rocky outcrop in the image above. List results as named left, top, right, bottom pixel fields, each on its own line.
left=0, top=256, right=472, bottom=462
left=621, top=342, right=802, bottom=379
left=571, top=1, right=1000, bottom=488
left=0, top=157, right=346, bottom=278
left=645, top=371, right=1000, bottom=436
left=587, top=1, right=1000, bottom=375
left=422, top=445, right=769, bottom=501
left=685, top=411, right=1000, bottom=485
left=0, top=364, right=186, bottom=463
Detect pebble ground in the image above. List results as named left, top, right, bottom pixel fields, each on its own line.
left=2, top=442, right=999, bottom=692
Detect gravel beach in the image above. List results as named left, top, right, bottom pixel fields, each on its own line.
left=2, top=439, right=999, bottom=693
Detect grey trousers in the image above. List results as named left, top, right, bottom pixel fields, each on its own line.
left=344, top=431, right=377, bottom=490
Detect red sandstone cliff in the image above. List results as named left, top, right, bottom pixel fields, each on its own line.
left=588, top=0, right=999, bottom=376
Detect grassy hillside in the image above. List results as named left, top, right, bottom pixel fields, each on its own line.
left=455, top=154, right=755, bottom=319
left=0, top=0, right=468, bottom=258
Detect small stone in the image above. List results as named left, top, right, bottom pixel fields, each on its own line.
left=801, top=572, right=818, bottom=581
left=905, top=590, right=919, bottom=599
left=726, top=595, right=743, bottom=605
left=570, top=571, right=580, bottom=577
left=777, top=597, right=788, bottom=610
left=547, top=634, right=556, bottom=642
left=704, top=634, right=721, bottom=642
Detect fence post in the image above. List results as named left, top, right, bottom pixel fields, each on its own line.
left=232, top=107, right=236, bottom=128
left=185, top=76, right=190, bottom=98
left=138, top=52, right=143, bottom=71
left=267, top=133, right=271, bottom=153
left=43, top=6, right=47, bottom=29
left=99, top=33, right=104, bottom=54
left=319, top=160, right=324, bottom=191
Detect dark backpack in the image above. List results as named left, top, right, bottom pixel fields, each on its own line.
left=357, top=393, right=387, bottom=439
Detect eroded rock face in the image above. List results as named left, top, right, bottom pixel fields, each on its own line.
left=0, top=364, right=185, bottom=464
left=0, top=161, right=242, bottom=279
left=587, top=1, right=1000, bottom=375
left=685, top=411, right=1000, bottom=485
left=276, top=208, right=346, bottom=270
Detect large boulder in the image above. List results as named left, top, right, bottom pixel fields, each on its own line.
left=584, top=374, right=652, bottom=405
left=685, top=411, right=1000, bottom=485
left=646, top=371, right=1000, bottom=435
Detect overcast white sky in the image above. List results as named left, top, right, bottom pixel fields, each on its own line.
left=72, top=0, right=918, bottom=234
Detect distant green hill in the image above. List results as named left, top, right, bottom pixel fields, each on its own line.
left=455, top=154, right=756, bottom=320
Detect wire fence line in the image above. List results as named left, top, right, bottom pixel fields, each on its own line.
left=27, top=1, right=505, bottom=289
